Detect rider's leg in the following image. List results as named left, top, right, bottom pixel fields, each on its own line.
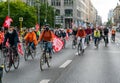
left=82, top=38, right=85, bottom=52
left=94, top=37, right=97, bottom=46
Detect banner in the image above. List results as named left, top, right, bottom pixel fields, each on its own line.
left=18, top=43, right=24, bottom=56
left=3, top=16, right=13, bottom=28
left=52, top=33, right=64, bottom=52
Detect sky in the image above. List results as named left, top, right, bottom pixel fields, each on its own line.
left=91, top=0, right=119, bottom=23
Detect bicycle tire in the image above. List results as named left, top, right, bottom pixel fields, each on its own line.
left=72, top=40, right=75, bottom=49
left=45, top=53, right=50, bottom=68
left=40, top=53, right=45, bottom=71
left=4, top=55, right=10, bottom=73
left=13, top=55, right=20, bottom=69
left=77, top=43, right=82, bottom=55
left=24, top=49, right=28, bottom=61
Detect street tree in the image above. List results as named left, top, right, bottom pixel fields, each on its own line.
left=0, top=1, right=37, bottom=28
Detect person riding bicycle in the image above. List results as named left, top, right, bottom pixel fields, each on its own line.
left=38, top=25, right=53, bottom=58
left=24, top=28, right=38, bottom=50
left=111, top=28, right=116, bottom=42
left=3, top=26, right=19, bottom=67
left=94, top=28, right=100, bottom=47
left=85, top=26, right=92, bottom=44
left=76, top=26, right=86, bottom=53
left=103, top=27, right=109, bottom=44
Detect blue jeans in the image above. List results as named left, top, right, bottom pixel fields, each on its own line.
left=29, top=42, right=35, bottom=50
left=43, top=41, right=52, bottom=54
left=94, top=37, right=100, bottom=45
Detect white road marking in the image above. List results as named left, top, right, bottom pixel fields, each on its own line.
left=59, top=60, right=72, bottom=68
left=40, top=79, right=50, bottom=83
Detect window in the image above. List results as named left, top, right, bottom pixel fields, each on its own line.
left=56, top=9, right=60, bottom=16
left=64, top=0, right=73, bottom=6
left=65, top=9, right=73, bottom=17
left=51, top=0, right=61, bottom=6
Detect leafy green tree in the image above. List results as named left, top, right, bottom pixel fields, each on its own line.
left=0, top=1, right=37, bottom=28
left=38, top=3, right=55, bottom=27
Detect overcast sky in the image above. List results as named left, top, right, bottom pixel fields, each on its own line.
left=91, top=0, right=119, bottom=23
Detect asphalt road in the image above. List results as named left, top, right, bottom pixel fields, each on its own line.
left=1, top=33, right=120, bottom=83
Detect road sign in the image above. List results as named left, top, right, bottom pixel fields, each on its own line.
left=19, top=17, right=23, bottom=21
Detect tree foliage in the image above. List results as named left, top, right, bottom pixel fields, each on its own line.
left=39, top=3, right=55, bottom=27
left=0, top=1, right=37, bottom=28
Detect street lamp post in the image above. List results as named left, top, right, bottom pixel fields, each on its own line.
left=54, top=8, right=56, bottom=28
left=8, top=0, right=10, bottom=16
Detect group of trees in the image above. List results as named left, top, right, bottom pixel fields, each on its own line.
left=0, top=0, right=55, bottom=28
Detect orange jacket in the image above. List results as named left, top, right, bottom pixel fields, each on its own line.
left=76, top=29, right=86, bottom=38
left=24, top=31, right=38, bottom=46
left=111, top=30, right=116, bottom=35
left=38, top=30, right=53, bottom=42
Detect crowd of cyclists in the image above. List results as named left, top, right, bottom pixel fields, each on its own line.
left=0, top=24, right=117, bottom=82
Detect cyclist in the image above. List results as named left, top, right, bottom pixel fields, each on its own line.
left=111, top=28, right=116, bottom=42
left=24, top=28, right=38, bottom=50
left=85, top=26, right=92, bottom=45
left=72, top=27, right=78, bottom=38
left=103, top=27, right=109, bottom=44
left=38, top=25, right=53, bottom=58
left=3, top=26, right=19, bottom=67
left=76, top=26, right=86, bottom=53
left=94, top=28, right=100, bottom=47
left=61, top=29, right=66, bottom=48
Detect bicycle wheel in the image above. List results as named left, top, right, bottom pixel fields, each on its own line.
left=45, top=53, right=50, bottom=68
left=77, top=43, right=82, bottom=55
left=13, top=55, right=20, bottom=69
left=40, top=53, right=45, bottom=71
left=72, top=40, right=76, bottom=49
left=4, top=55, right=10, bottom=73
left=105, top=38, right=107, bottom=47
left=31, top=49, right=36, bottom=59
left=24, top=48, right=28, bottom=61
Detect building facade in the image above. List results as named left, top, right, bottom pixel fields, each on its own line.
left=113, top=5, right=120, bottom=26
left=9, top=0, right=98, bottom=28
left=47, top=0, right=98, bottom=28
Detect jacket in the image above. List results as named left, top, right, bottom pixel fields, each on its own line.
left=4, top=30, right=19, bottom=47
left=24, top=31, right=38, bottom=46
left=38, top=30, right=53, bottom=42
left=94, top=30, right=100, bottom=37
left=76, top=29, right=86, bottom=38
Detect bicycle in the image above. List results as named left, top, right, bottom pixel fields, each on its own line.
left=104, top=35, right=108, bottom=47
left=86, top=34, right=91, bottom=45
left=77, top=38, right=84, bottom=56
left=72, top=36, right=77, bottom=49
left=111, top=35, right=115, bottom=42
left=24, top=43, right=36, bottom=61
left=40, top=41, right=50, bottom=71
left=3, top=46, right=20, bottom=73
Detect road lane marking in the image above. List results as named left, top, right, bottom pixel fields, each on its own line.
left=40, top=79, right=50, bottom=83
left=59, top=60, right=72, bottom=68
